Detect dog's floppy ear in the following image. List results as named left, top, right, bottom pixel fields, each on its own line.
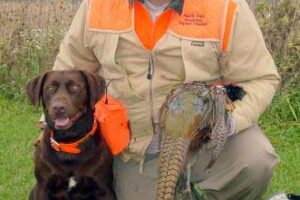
left=26, top=72, right=49, bottom=107
left=80, top=71, right=106, bottom=108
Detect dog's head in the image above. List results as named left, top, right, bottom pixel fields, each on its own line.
left=26, top=70, right=106, bottom=130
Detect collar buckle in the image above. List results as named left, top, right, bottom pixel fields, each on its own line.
left=50, top=138, right=61, bottom=152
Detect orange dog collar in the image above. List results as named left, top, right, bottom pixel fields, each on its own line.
left=50, top=120, right=97, bottom=154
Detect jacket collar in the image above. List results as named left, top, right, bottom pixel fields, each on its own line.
left=135, top=0, right=184, bottom=14
left=167, top=0, right=184, bottom=14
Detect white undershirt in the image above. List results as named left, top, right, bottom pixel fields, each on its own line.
left=144, top=0, right=169, bottom=21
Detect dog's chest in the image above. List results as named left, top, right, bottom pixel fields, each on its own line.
left=68, top=176, right=77, bottom=191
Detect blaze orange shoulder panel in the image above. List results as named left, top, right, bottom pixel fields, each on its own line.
left=169, top=0, right=225, bottom=40
left=88, top=0, right=237, bottom=52
left=222, top=0, right=237, bottom=52
left=88, top=0, right=132, bottom=31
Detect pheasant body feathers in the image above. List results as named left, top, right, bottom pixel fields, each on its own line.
left=157, top=82, right=245, bottom=200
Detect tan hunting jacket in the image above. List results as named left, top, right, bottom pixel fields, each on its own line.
left=52, top=0, right=280, bottom=161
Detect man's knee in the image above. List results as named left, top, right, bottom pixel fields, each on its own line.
left=193, top=125, right=280, bottom=200
left=236, top=125, right=279, bottom=186
left=241, top=147, right=278, bottom=186
left=203, top=155, right=278, bottom=200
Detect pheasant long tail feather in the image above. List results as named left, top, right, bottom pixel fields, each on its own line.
left=157, top=136, right=190, bottom=200
left=205, top=94, right=229, bottom=168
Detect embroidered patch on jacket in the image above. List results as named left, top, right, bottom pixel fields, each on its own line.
left=179, top=14, right=207, bottom=26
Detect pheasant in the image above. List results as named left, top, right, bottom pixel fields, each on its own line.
left=157, top=82, right=245, bottom=200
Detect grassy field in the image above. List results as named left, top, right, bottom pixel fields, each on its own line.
left=258, top=87, right=300, bottom=197
left=0, top=98, right=39, bottom=199
left=0, top=90, right=299, bottom=200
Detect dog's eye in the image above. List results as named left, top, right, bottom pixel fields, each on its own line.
left=70, top=84, right=80, bottom=92
left=47, top=86, right=56, bottom=93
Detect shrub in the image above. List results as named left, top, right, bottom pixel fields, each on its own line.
left=255, top=0, right=300, bottom=86
left=0, top=0, right=79, bottom=99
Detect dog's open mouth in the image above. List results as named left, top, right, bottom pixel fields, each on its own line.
left=54, top=112, right=83, bottom=130
left=54, top=118, right=72, bottom=130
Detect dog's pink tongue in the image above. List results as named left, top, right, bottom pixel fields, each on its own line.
left=55, top=118, right=70, bottom=128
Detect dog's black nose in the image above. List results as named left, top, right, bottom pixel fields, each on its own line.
left=53, top=102, right=66, bottom=114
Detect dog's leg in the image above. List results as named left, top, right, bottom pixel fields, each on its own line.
left=101, top=188, right=117, bottom=200
left=29, top=185, right=36, bottom=200
left=29, top=183, right=50, bottom=200
left=68, top=177, right=99, bottom=200
left=46, top=174, right=69, bottom=200
left=68, top=176, right=116, bottom=200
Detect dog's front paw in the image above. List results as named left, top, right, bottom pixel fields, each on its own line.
left=46, top=174, right=69, bottom=200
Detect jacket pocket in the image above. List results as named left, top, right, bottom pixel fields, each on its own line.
left=180, top=39, right=222, bottom=82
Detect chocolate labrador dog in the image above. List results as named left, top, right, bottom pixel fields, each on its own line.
left=26, top=70, right=116, bottom=200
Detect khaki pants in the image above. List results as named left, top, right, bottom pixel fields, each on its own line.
left=113, top=124, right=279, bottom=200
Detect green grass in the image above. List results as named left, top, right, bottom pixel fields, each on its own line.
left=261, top=125, right=300, bottom=198
left=0, top=91, right=299, bottom=200
left=260, top=87, right=300, bottom=198
left=0, top=98, right=40, bottom=199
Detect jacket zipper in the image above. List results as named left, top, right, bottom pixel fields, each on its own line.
left=147, top=53, right=158, bottom=135
left=147, top=14, right=161, bottom=135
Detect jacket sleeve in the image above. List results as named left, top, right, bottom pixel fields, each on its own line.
left=220, top=0, right=281, bottom=133
left=53, top=0, right=101, bottom=73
